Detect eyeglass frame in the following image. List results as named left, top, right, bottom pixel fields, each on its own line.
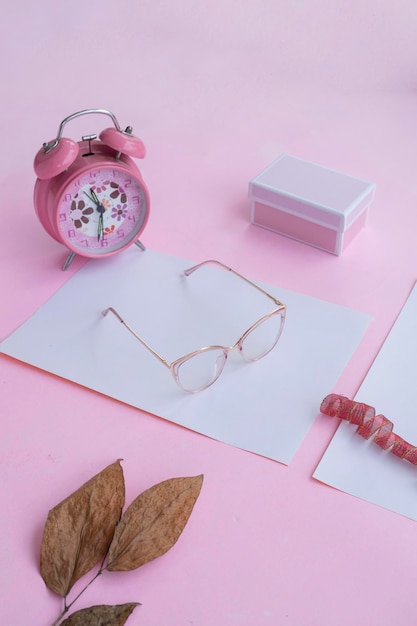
left=102, top=259, right=287, bottom=392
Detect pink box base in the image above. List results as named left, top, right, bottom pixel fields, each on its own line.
left=252, top=200, right=369, bottom=255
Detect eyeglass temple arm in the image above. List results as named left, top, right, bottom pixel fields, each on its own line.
left=184, top=260, right=285, bottom=307
left=102, top=307, right=171, bottom=369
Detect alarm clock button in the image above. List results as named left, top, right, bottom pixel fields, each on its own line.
left=99, top=127, right=146, bottom=158
left=34, top=137, right=79, bottom=179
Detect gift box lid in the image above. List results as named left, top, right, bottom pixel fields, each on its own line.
left=249, top=154, right=376, bottom=231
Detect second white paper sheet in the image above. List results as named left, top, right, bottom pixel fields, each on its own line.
left=314, top=282, right=417, bottom=520
left=1, top=248, right=370, bottom=464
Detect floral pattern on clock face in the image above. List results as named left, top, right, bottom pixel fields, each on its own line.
left=58, top=167, right=147, bottom=254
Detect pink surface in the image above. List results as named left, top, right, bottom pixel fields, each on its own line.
left=2, top=2, right=417, bottom=624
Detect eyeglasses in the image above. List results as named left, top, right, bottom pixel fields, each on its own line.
left=102, top=259, right=286, bottom=393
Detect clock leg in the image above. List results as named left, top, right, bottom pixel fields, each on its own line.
left=135, top=240, right=146, bottom=251
left=62, top=251, right=76, bottom=271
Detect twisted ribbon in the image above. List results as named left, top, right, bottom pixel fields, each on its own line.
left=320, top=394, right=417, bottom=465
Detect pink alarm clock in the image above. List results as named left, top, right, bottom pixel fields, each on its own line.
left=33, top=108, right=150, bottom=270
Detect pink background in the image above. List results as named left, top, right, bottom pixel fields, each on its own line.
left=2, top=2, right=417, bottom=624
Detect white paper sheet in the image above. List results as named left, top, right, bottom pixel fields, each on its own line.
left=314, top=282, right=417, bottom=519
left=1, top=248, right=370, bottom=464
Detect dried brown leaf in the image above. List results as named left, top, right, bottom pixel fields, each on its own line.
left=40, top=460, right=125, bottom=596
left=107, top=474, right=203, bottom=571
left=61, top=602, right=139, bottom=625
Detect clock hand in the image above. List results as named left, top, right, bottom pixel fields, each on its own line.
left=97, top=211, right=104, bottom=241
left=83, top=189, right=106, bottom=241
left=90, top=188, right=101, bottom=206
left=83, top=190, right=97, bottom=205
left=83, top=189, right=105, bottom=212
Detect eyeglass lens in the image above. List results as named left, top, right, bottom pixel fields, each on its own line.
left=175, top=347, right=228, bottom=392
left=240, top=310, right=285, bottom=361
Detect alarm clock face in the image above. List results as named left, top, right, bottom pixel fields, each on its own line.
left=57, top=166, right=148, bottom=255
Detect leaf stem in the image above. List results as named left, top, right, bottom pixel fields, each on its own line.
left=50, top=567, right=104, bottom=626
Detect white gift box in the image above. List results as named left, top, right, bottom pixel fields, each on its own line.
left=249, top=154, right=376, bottom=255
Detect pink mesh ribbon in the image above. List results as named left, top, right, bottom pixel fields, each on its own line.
left=320, top=394, right=417, bottom=465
